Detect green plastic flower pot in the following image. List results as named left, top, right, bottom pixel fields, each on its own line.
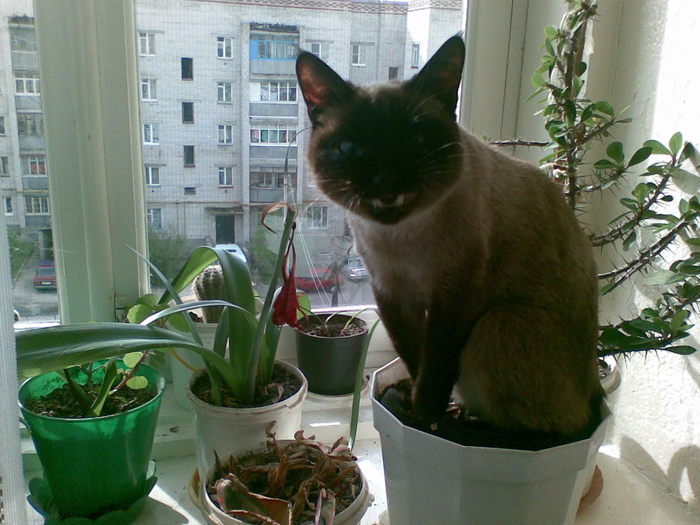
left=18, top=362, right=165, bottom=520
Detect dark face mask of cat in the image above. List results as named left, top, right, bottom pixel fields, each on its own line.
left=297, top=37, right=466, bottom=224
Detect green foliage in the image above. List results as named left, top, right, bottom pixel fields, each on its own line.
left=530, top=0, right=699, bottom=357
left=9, top=231, right=35, bottom=279
left=16, top=206, right=298, bottom=408
left=249, top=226, right=277, bottom=283
left=146, top=227, right=190, bottom=283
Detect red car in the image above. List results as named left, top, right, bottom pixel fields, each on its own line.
left=34, top=260, right=57, bottom=290
left=295, top=266, right=344, bottom=292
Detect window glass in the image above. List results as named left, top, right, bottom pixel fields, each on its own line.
left=2, top=11, right=59, bottom=324
left=134, top=0, right=463, bottom=307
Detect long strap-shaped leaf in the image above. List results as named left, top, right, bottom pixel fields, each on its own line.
left=15, top=323, right=237, bottom=389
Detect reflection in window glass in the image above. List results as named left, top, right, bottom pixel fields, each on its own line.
left=134, top=0, right=463, bottom=308
left=2, top=9, right=59, bottom=324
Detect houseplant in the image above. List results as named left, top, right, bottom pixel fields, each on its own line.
left=18, top=355, right=165, bottom=523
left=199, top=426, right=372, bottom=525
left=295, top=310, right=369, bottom=396
left=17, top=204, right=308, bottom=485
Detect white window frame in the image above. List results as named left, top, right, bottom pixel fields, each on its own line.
left=146, top=207, right=162, bottom=230
left=183, top=145, right=195, bottom=166
left=22, top=154, right=47, bottom=175
left=140, top=78, right=157, bottom=101
left=138, top=31, right=155, bottom=55
left=411, top=43, right=420, bottom=68
left=15, top=72, right=41, bottom=94
left=217, top=36, right=233, bottom=59
left=351, top=44, right=365, bottom=66
left=0, top=156, right=9, bottom=177
left=24, top=195, right=50, bottom=215
left=310, top=42, right=330, bottom=61
left=143, top=123, right=159, bottom=144
left=145, top=165, right=160, bottom=186
left=218, top=124, right=233, bottom=144
left=218, top=166, right=233, bottom=187
left=17, top=113, right=43, bottom=136
left=0, top=115, right=5, bottom=135
left=3, top=196, right=12, bottom=215
left=306, top=204, right=328, bottom=230
left=250, top=124, right=296, bottom=145
left=257, top=81, right=297, bottom=103
left=217, top=81, right=232, bottom=102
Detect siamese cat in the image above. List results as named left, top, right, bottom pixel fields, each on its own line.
left=296, top=36, right=602, bottom=442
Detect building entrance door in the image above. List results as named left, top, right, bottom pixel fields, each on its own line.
left=215, top=215, right=235, bottom=244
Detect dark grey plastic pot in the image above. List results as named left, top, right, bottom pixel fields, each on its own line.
left=295, top=314, right=369, bottom=395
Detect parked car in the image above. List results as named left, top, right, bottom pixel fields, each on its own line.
left=33, top=261, right=57, bottom=290
left=296, top=266, right=344, bottom=292
left=344, top=254, right=369, bottom=280
left=213, top=243, right=247, bottom=264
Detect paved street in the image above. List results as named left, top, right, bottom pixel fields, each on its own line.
left=12, top=252, right=59, bottom=323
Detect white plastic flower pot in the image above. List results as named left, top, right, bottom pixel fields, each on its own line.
left=199, top=459, right=372, bottom=525
left=371, top=358, right=610, bottom=525
left=187, top=360, right=308, bottom=478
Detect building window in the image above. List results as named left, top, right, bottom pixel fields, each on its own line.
left=257, top=81, right=297, bottom=102
left=310, top=42, right=330, bottom=61
left=22, top=155, right=46, bottom=175
left=251, top=171, right=284, bottom=188
left=411, top=43, right=420, bottom=68
left=351, top=44, right=365, bottom=66
left=0, top=156, right=9, bottom=176
left=138, top=32, right=155, bottom=55
left=0, top=116, right=5, bottom=135
left=250, top=33, right=298, bottom=60
left=25, top=196, right=50, bottom=215
left=218, top=125, right=233, bottom=144
left=217, top=36, right=233, bottom=59
left=145, top=165, right=160, bottom=186
left=306, top=205, right=328, bottom=229
left=218, top=166, right=233, bottom=187
left=250, top=125, right=296, bottom=144
left=143, top=123, right=159, bottom=144
left=15, top=72, right=40, bottom=94
left=183, top=145, right=195, bottom=167
left=17, top=113, right=43, bottom=136
left=184, top=186, right=196, bottom=195
left=217, top=82, right=232, bottom=102
left=182, top=102, right=194, bottom=123
left=3, top=196, right=12, bottom=216
left=181, top=57, right=193, bottom=80
left=389, top=67, right=399, bottom=80
left=147, top=207, right=162, bottom=230
left=141, top=78, right=157, bottom=100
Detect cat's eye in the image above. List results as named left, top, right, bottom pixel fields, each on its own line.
left=339, top=141, right=362, bottom=157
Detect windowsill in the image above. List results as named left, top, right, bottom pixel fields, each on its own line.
left=22, top=383, right=699, bottom=525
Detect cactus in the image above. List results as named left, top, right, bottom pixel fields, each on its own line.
left=193, top=265, right=225, bottom=323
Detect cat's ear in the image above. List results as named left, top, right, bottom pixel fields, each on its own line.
left=296, top=52, right=353, bottom=125
left=408, top=36, right=465, bottom=118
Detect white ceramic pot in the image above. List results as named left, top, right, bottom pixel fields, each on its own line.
left=371, top=358, right=610, bottom=525
left=199, top=457, right=372, bottom=525
left=188, top=360, right=308, bottom=478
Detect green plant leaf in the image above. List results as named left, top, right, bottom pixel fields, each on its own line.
left=664, top=345, right=696, bottom=355
left=669, top=132, right=683, bottom=156
left=126, top=375, right=149, bottom=390
left=122, top=352, right=142, bottom=369
left=127, top=304, right=154, bottom=324
left=607, top=141, right=624, bottom=163
left=88, top=357, right=119, bottom=417
left=643, top=139, right=671, bottom=156
left=628, top=146, right=652, bottom=167
left=595, top=101, right=614, bottom=117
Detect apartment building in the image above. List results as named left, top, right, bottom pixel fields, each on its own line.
left=0, top=0, right=463, bottom=264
